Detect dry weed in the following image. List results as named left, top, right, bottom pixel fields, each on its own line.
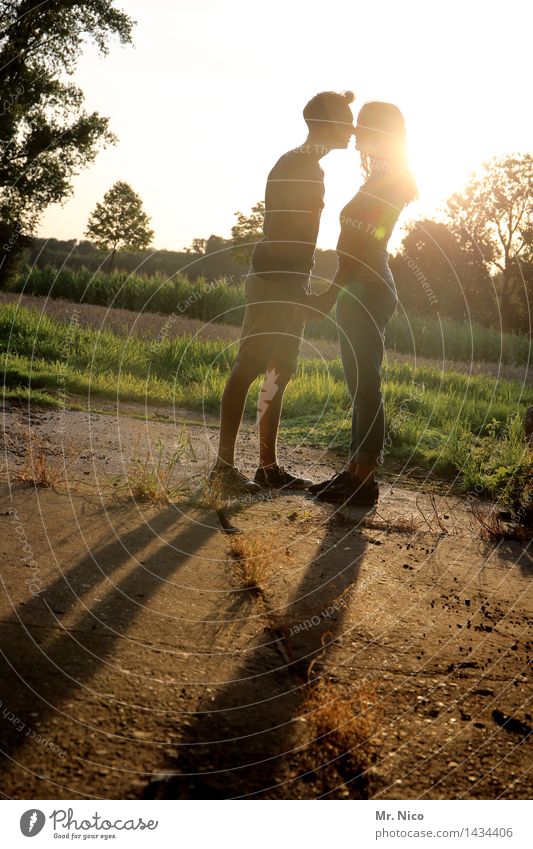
left=7, top=428, right=64, bottom=487
left=471, top=503, right=532, bottom=543
left=301, top=680, right=379, bottom=771
left=228, top=533, right=273, bottom=596
left=110, top=432, right=191, bottom=504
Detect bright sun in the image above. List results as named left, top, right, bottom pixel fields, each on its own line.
left=317, top=136, right=484, bottom=253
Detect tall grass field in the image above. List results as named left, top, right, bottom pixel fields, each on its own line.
left=1, top=303, right=531, bottom=506
left=12, top=266, right=531, bottom=366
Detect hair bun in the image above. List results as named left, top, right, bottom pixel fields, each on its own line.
left=342, top=90, right=355, bottom=103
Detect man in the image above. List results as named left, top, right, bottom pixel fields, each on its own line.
left=210, top=90, right=355, bottom=494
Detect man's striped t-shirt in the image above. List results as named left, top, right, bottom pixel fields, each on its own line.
left=250, top=145, right=325, bottom=290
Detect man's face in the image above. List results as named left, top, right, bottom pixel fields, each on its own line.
left=327, top=117, right=355, bottom=150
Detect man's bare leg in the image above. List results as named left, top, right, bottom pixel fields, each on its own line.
left=255, top=363, right=312, bottom=489
left=215, top=359, right=261, bottom=468
left=257, top=364, right=292, bottom=468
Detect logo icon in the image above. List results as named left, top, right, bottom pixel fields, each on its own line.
left=20, top=810, right=46, bottom=837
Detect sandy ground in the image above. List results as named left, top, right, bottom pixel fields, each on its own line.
left=1, top=290, right=530, bottom=384
left=0, top=399, right=531, bottom=800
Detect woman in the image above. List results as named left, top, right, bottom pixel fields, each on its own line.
left=309, top=101, right=418, bottom=505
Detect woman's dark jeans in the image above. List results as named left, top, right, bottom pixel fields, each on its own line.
left=335, top=277, right=398, bottom=463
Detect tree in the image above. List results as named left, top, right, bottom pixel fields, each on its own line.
left=446, top=154, right=533, bottom=330
left=0, top=0, right=134, bottom=285
left=191, top=238, right=207, bottom=255
left=85, top=181, right=154, bottom=269
left=503, top=226, right=533, bottom=335
left=392, top=218, right=495, bottom=324
left=230, top=201, right=265, bottom=265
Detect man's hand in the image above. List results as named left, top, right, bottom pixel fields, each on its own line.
left=298, top=286, right=338, bottom=322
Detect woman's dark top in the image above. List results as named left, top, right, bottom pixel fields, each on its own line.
left=334, top=167, right=414, bottom=293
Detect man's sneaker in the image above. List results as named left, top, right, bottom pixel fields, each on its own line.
left=308, top=470, right=351, bottom=496
left=209, top=464, right=262, bottom=495
left=254, top=464, right=313, bottom=490
left=317, top=474, right=379, bottom=506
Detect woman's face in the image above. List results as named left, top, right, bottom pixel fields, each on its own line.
left=354, top=113, right=382, bottom=155
left=355, top=105, right=405, bottom=159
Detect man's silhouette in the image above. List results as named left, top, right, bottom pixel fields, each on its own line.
left=211, top=91, right=355, bottom=493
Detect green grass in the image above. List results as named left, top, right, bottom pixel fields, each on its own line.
left=1, top=302, right=531, bottom=505
left=12, top=265, right=531, bottom=365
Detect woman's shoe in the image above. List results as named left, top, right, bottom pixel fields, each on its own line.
left=308, top=471, right=350, bottom=496
left=317, top=474, right=379, bottom=506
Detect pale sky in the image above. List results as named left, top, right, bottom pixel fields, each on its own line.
left=39, top=0, right=532, bottom=254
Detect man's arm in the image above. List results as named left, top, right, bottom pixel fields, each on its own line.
left=263, top=165, right=324, bottom=273
left=297, top=284, right=339, bottom=320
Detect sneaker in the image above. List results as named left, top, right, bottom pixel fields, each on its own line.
left=345, top=480, right=379, bottom=506
left=308, top=470, right=351, bottom=496
left=254, top=464, right=313, bottom=490
left=209, top=464, right=262, bottom=495
left=317, top=474, right=379, bottom=506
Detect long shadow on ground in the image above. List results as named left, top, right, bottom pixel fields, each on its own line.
left=147, top=500, right=374, bottom=799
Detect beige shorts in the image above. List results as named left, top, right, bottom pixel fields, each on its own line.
left=236, top=274, right=307, bottom=375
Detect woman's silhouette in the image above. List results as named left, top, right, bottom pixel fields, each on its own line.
left=309, top=102, right=418, bottom=505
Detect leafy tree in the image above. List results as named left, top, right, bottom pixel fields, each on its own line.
left=446, top=154, right=533, bottom=330
left=85, top=181, right=154, bottom=269
left=0, top=0, right=134, bottom=285
left=230, top=201, right=265, bottom=264
left=502, top=226, right=533, bottom=335
left=392, top=218, right=495, bottom=324
left=191, top=238, right=207, bottom=255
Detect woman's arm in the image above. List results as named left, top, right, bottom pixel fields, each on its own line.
left=298, top=284, right=339, bottom=320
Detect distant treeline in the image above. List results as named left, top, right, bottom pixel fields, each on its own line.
left=12, top=228, right=533, bottom=335
left=24, top=236, right=339, bottom=287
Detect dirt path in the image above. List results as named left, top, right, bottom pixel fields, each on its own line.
left=0, top=401, right=531, bottom=799
left=1, top=290, right=529, bottom=383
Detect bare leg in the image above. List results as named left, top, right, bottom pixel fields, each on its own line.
left=216, top=359, right=261, bottom=467
left=257, top=363, right=292, bottom=468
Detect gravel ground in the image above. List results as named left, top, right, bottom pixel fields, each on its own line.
left=0, top=400, right=531, bottom=800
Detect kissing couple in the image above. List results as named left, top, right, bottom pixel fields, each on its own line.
left=210, top=90, right=417, bottom=507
